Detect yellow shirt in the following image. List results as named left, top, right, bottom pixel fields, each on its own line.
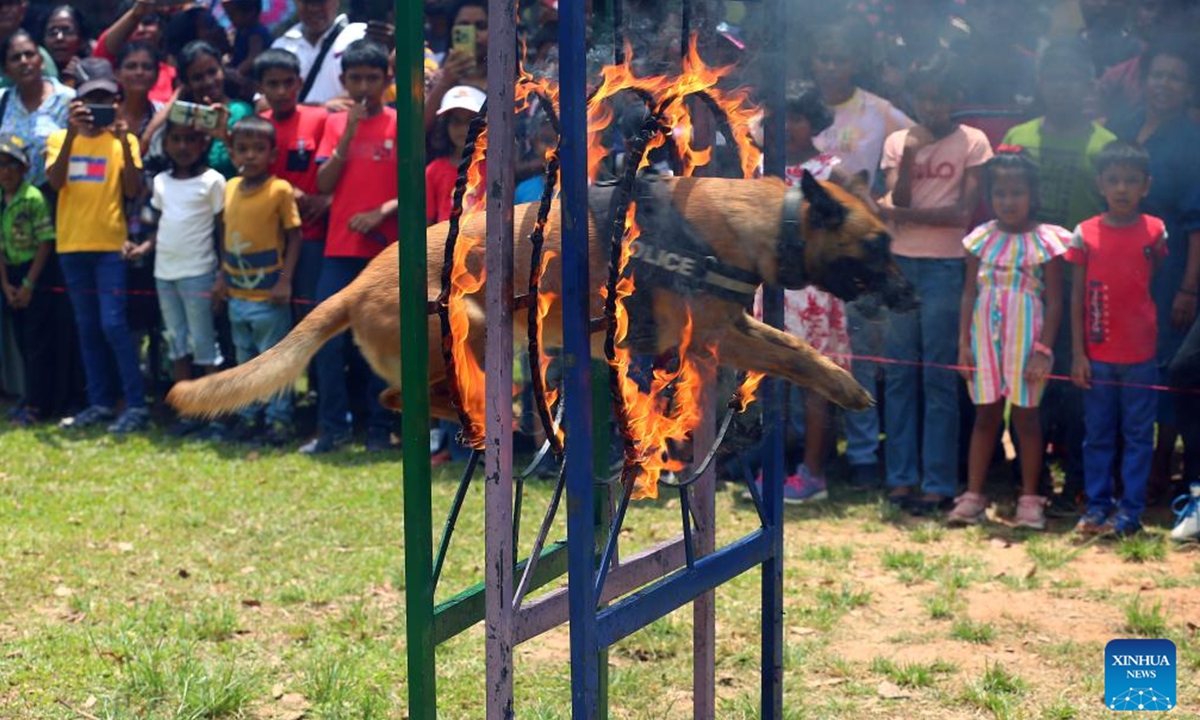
left=45, top=129, right=142, bottom=253
left=223, top=176, right=301, bottom=301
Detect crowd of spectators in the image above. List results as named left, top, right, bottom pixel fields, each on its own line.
left=0, top=0, right=1198, bottom=538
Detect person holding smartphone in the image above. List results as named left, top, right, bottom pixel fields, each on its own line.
left=45, top=57, right=149, bottom=434
left=424, top=0, right=488, bottom=133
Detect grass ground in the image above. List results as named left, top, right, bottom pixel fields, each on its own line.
left=2, top=419, right=1199, bottom=719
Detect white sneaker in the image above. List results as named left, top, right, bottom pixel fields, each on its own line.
left=1170, top=483, right=1200, bottom=542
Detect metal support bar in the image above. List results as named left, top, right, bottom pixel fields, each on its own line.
left=484, top=0, right=517, bottom=714
left=433, top=449, right=482, bottom=589
left=560, top=0, right=599, bottom=712
left=514, top=534, right=686, bottom=644
left=596, top=530, right=772, bottom=649
left=397, top=0, right=434, bottom=712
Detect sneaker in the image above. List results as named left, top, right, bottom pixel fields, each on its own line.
left=849, top=462, right=880, bottom=489
left=430, top=447, right=453, bottom=466
left=298, top=433, right=349, bottom=455
left=1013, top=494, right=1048, bottom=530
left=1075, top=510, right=1114, bottom=536
left=107, top=407, right=150, bottom=435
left=262, top=421, right=292, bottom=448
left=228, top=419, right=264, bottom=444
left=60, top=405, right=115, bottom=430
left=1112, top=513, right=1143, bottom=538
left=946, top=491, right=988, bottom=526
left=783, top=464, right=828, bottom=505
left=1170, top=483, right=1200, bottom=542
left=167, top=418, right=205, bottom=438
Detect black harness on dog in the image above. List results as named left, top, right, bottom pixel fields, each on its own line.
left=587, top=176, right=808, bottom=348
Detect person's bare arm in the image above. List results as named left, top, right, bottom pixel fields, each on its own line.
left=1028, top=256, right=1064, bottom=384
left=117, top=125, right=143, bottom=200
left=1171, top=229, right=1200, bottom=330
left=269, top=227, right=303, bottom=305
left=317, top=102, right=364, bottom=194
left=101, top=0, right=155, bottom=57
left=891, top=126, right=934, bottom=208
left=883, top=165, right=983, bottom=228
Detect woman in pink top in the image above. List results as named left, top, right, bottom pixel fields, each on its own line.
left=877, top=52, right=993, bottom=515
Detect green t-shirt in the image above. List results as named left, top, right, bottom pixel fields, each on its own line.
left=1001, top=118, right=1117, bottom=229
left=1, top=181, right=54, bottom=265
left=210, top=100, right=255, bottom=179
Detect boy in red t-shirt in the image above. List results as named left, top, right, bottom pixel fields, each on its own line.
left=254, top=48, right=330, bottom=317
left=304, top=39, right=398, bottom=454
left=1068, top=141, right=1167, bottom=537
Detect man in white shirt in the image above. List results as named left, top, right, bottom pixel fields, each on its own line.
left=271, top=0, right=366, bottom=107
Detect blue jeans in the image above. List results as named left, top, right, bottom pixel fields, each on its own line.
left=844, top=301, right=883, bottom=467
left=156, top=272, right=221, bottom=366
left=884, top=256, right=964, bottom=497
left=1083, top=359, right=1158, bottom=520
left=59, top=252, right=146, bottom=410
left=292, top=239, right=324, bottom=322
left=313, top=256, right=390, bottom=438
left=228, top=297, right=293, bottom=424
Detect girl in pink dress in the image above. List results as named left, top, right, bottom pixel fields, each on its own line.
left=948, top=149, right=1068, bottom=529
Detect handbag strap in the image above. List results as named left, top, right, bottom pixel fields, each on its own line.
left=299, top=17, right=348, bottom=104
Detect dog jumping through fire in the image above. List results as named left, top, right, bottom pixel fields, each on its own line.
left=167, top=172, right=917, bottom=421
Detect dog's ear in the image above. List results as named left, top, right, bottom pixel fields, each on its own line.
left=801, top=170, right=848, bottom=230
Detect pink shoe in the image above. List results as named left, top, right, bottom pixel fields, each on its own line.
left=1014, top=494, right=1047, bottom=530
left=946, top=492, right=988, bottom=526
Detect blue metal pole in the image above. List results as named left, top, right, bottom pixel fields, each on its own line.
left=559, top=0, right=599, bottom=716
left=760, top=0, right=787, bottom=716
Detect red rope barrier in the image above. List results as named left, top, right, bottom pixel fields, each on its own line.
left=13, top=284, right=1198, bottom=395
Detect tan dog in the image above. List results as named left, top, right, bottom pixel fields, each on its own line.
left=167, top=175, right=915, bottom=420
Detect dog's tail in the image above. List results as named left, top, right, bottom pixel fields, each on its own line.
left=167, top=289, right=354, bottom=418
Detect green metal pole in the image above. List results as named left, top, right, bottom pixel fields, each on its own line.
left=397, top=0, right=435, bottom=717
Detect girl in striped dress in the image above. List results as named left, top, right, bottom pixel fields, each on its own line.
left=947, top=150, right=1068, bottom=529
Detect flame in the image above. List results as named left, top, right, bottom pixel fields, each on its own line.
left=440, top=34, right=769, bottom=480
left=448, top=228, right=487, bottom=448
left=534, top=249, right=564, bottom=446
left=605, top=208, right=713, bottom=500
left=732, top=371, right=765, bottom=413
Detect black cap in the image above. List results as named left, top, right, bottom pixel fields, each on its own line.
left=74, top=57, right=120, bottom=97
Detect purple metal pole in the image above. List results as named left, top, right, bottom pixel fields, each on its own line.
left=484, top=0, right=517, bottom=714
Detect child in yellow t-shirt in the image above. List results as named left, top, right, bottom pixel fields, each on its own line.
left=211, top=116, right=302, bottom=446
left=45, top=57, right=147, bottom=434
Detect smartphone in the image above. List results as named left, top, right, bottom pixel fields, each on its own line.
left=168, top=100, right=220, bottom=131
left=452, top=23, right=476, bottom=67
left=86, top=104, right=116, bottom=128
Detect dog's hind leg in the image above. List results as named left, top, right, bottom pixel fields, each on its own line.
left=717, top=314, right=875, bottom=411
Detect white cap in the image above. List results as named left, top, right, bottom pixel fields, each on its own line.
left=437, top=85, right=486, bottom=116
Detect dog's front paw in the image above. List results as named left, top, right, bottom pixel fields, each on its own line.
left=825, top=370, right=875, bottom=411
